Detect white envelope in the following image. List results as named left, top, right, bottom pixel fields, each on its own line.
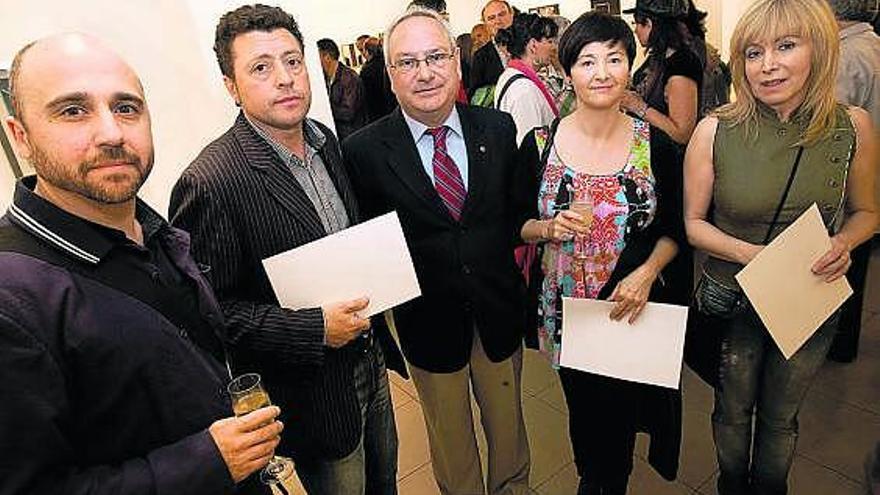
left=559, top=297, right=689, bottom=389
left=262, top=211, right=421, bottom=317
left=735, top=203, right=852, bottom=359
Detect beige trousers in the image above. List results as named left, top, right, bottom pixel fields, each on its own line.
left=409, top=335, right=531, bottom=495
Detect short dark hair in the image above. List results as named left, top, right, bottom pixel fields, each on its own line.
left=496, top=13, right=559, bottom=59
left=364, top=37, right=383, bottom=58
left=558, top=12, right=636, bottom=77
left=828, top=0, right=878, bottom=22
left=409, top=0, right=447, bottom=13
left=316, top=38, right=340, bottom=60
left=213, top=4, right=303, bottom=79
left=7, top=40, right=37, bottom=121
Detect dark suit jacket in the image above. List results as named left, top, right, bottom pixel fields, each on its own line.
left=359, top=54, right=397, bottom=123
left=342, top=104, right=531, bottom=373
left=468, top=42, right=505, bottom=97
left=328, top=63, right=367, bottom=141
left=169, top=113, right=404, bottom=461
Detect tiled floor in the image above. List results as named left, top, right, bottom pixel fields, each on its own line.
left=284, top=244, right=879, bottom=494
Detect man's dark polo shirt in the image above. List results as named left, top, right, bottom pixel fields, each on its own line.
left=0, top=177, right=261, bottom=495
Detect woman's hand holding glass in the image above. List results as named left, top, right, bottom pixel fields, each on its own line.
left=544, top=209, right=591, bottom=242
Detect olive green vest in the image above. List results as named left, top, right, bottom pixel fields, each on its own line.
left=705, top=104, right=855, bottom=287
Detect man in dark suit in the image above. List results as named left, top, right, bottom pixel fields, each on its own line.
left=359, top=37, right=397, bottom=123
left=317, top=38, right=367, bottom=142
left=343, top=8, right=532, bottom=495
left=468, top=0, right=514, bottom=98
left=169, top=5, right=402, bottom=495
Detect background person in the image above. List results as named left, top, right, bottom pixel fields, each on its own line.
left=493, top=12, right=560, bottom=145
left=622, top=0, right=702, bottom=306
left=471, top=22, right=492, bottom=55
left=360, top=36, right=398, bottom=123
left=469, top=0, right=514, bottom=102
left=683, top=0, right=878, bottom=493
left=680, top=0, right=732, bottom=119
left=317, top=38, right=367, bottom=141
left=827, top=0, right=880, bottom=363
left=539, top=15, right=577, bottom=118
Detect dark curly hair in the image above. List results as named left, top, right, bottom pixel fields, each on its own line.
left=495, top=12, right=558, bottom=59
left=558, top=12, right=636, bottom=77
left=214, top=4, right=303, bottom=79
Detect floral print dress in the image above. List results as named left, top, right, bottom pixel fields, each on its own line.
left=536, top=118, right=656, bottom=367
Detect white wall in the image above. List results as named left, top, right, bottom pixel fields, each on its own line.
left=0, top=0, right=334, bottom=217
left=0, top=145, right=14, bottom=212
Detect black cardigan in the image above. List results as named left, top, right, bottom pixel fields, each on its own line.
left=516, top=123, right=683, bottom=481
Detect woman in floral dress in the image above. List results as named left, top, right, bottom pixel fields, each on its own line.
left=518, top=12, right=685, bottom=495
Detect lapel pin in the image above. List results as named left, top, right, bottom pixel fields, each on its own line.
left=479, top=145, right=486, bottom=153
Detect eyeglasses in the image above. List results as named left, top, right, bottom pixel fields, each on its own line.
left=389, top=52, right=455, bottom=73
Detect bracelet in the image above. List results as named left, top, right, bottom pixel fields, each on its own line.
left=543, top=220, right=553, bottom=241
left=637, top=102, right=649, bottom=119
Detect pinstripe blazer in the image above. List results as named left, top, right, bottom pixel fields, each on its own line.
left=169, top=113, right=401, bottom=461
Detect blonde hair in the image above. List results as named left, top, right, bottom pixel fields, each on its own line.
left=714, top=0, right=840, bottom=146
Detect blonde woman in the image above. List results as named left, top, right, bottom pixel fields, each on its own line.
left=683, top=0, right=877, bottom=493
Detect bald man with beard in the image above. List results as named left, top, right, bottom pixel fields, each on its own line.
left=0, top=33, right=279, bottom=495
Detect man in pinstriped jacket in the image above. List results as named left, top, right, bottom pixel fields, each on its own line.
left=169, top=5, right=404, bottom=495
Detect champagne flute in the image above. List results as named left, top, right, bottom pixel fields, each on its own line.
left=227, top=373, right=295, bottom=486
left=568, top=192, right=593, bottom=263
left=568, top=189, right=593, bottom=288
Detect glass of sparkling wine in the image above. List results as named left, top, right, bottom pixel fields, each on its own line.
left=568, top=192, right=593, bottom=263
left=227, top=373, right=294, bottom=486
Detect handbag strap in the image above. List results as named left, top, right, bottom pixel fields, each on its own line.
left=534, top=118, right=561, bottom=180
left=494, top=73, right=527, bottom=111
left=763, top=146, right=805, bottom=244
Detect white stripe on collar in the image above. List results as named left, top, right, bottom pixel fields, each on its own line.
left=8, top=203, right=101, bottom=264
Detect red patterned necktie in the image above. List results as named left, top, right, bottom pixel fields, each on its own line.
left=427, top=126, right=466, bottom=221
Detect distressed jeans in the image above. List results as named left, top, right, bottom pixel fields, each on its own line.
left=712, top=307, right=836, bottom=495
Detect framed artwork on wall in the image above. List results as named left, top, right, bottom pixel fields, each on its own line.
left=0, top=67, right=25, bottom=179
left=591, top=0, right=621, bottom=15
left=528, top=4, right=560, bottom=16
left=341, top=42, right=360, bottom=69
